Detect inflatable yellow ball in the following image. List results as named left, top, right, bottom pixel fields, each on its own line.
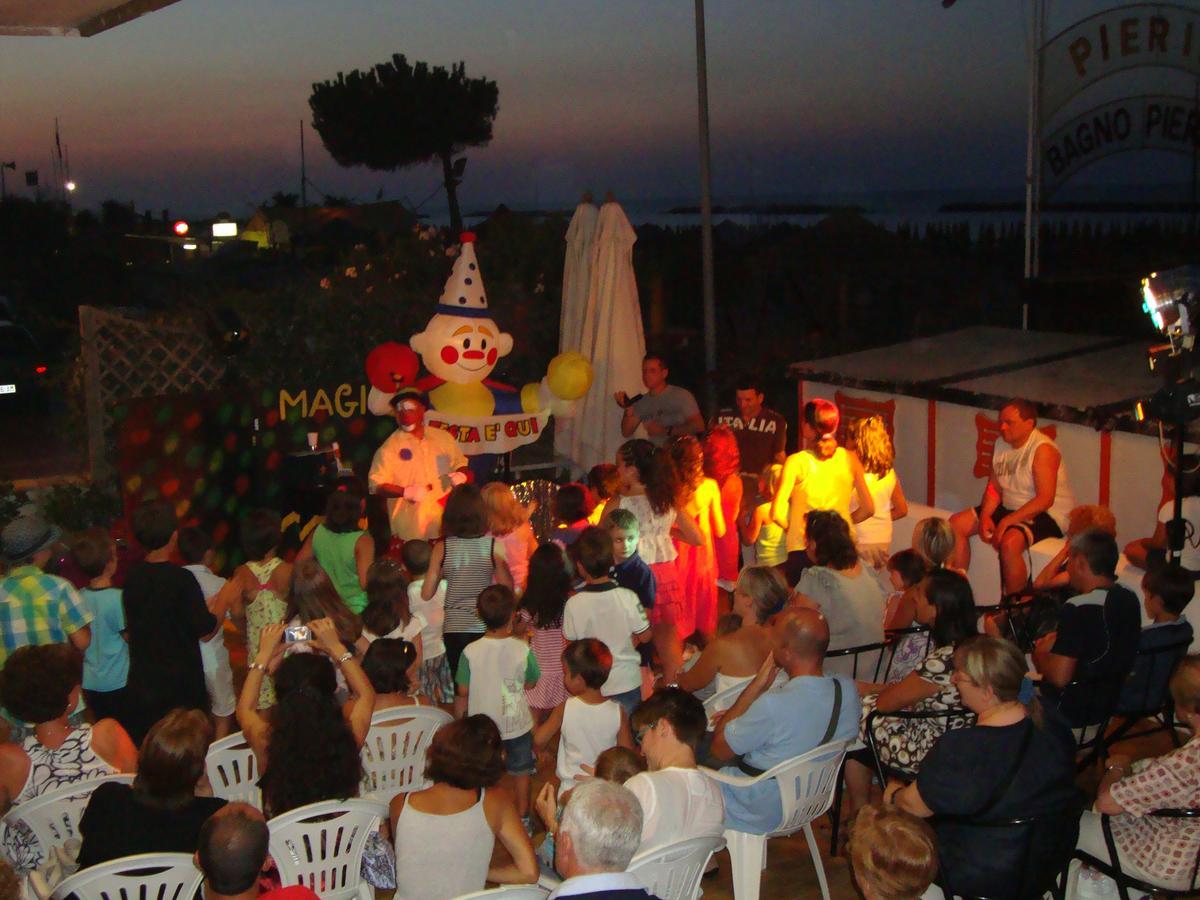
left=520, top=382, right=542, bottom=413
left=547, top=352, right=593, bottom=401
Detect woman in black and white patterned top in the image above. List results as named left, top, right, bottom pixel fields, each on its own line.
left=0, top=644, right=137, bottom=872
left=842, top=568, right=979, bottom=818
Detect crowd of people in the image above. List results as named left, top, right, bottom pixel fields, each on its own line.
left=0, top=355, right=1197, bottom=900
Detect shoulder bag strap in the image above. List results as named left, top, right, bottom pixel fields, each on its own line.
left=737, top=678, right=845, bottom=778
left=819, top=678, right=844, bottom=745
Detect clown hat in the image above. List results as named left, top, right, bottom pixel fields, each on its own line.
left=388, top=386, right=430, bottom=409
left=437, top=232, right=490, bottom=318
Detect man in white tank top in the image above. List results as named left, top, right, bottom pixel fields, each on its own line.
left=950, top=400, right=1075, bottom=596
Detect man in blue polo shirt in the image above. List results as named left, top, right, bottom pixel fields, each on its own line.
left=709, top=607, right=859, bottom=834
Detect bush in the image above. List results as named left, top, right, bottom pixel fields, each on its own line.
left=0, top=480, right=122, bottom=535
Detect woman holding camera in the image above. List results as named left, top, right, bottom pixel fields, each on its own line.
left=237, top=616, right=375, bottom=817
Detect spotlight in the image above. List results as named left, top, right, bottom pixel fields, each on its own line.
left=1142, top=266, right=1200, bottom=344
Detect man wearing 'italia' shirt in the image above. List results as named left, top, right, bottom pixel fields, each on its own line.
left=710, top=375, right=787, bottom=484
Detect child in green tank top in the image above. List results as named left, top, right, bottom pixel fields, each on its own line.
left=298, top=487, right=374, bottom=615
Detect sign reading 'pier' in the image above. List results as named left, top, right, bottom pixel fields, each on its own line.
left=1042, top=5, right=1200, bottom=122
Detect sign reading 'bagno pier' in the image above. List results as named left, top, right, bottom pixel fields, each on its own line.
left=1043, top=94, right=1200, bottom=195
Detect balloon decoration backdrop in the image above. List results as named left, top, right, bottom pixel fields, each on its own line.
left=116, top=385, right=396, bottom=570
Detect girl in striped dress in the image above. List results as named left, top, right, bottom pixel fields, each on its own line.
left=422, top=484, right=514, bottom=679
left=601, top=439, right=703, bottom=684
left=518, top=543, right=573, bottom=721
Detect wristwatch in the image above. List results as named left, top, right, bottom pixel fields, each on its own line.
left=335, top=651, right=354, bottom=666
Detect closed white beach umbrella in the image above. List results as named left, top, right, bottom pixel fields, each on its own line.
left=559, top=195, right=599, bottom=355
left=557, top=197, right=646, bottom=471
left=555, top=196, right=599, bottom=466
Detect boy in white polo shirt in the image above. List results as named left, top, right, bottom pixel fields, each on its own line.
left=456, top=584, right=540, bottom=823
left=563, top=526, right=651, bottom=717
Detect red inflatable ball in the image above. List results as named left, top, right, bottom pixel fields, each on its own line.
left=365, top=342, right=420, bottom=393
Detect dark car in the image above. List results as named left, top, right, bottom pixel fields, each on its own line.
left=0, top=321, right=50, bottom=408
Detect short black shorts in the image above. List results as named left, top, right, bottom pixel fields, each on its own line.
left=974, top=504, right=1062, bottom=547
left=1144, top=547, right=1200, bottom=580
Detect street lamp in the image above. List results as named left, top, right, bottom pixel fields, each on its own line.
left=64, top=180, right=76, bottom=193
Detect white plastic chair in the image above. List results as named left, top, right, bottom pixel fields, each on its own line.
left=50, top=851, right=203, bottom=900
left=451, top=886, right=549, bottom=900
left=205, top=731, right=261, bottom=809
left=267, top=798, right=386, bottom=900
left=360, top=705, right=451, bottom=805
left=1, top=774, right=134, bottom=873
left=628, top=834, right=726, bottom=900
left=702, top=738, right=852, bottom=900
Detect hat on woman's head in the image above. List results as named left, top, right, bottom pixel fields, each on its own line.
left=2, top=515, right=61, bottom=562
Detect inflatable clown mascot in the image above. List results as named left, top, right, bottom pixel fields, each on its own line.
left=366, top=233, right=592, bottom=530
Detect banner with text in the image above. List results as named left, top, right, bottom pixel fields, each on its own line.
left=1042, top=5, right=1200, bottom=124
left=426, top=409, right=552, bottom=455
left=1041, top=94, right=1199, bottom=196
left=276, top=384, right=551, bottom=456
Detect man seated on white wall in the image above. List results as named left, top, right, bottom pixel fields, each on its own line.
left=1125, top=457, right=1200, bottom=580
left=948, top=399, right=1075, bottom=597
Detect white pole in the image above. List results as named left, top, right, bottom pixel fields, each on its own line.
left=695, top=0, right=717, bottom=415
left=1032, top=0, right=1045, bottom=283
left=1022, top=0, right=1041, bottom=329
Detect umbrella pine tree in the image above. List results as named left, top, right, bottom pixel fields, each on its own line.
left=309, top=54, right=499, bottom=234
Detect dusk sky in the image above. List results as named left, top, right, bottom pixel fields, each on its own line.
left=0, top=1, right=1188, bottom=218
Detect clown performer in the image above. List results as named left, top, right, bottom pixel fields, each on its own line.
left=367, top=232, right=592, bottom=482
left=368, top=386, right=469, bottom=540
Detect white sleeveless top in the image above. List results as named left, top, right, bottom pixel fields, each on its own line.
left=361, top=612, right=426, bottom=646
left=854, top=469, right=896, bottom=546
left=618, top=494, right=678, bottom=564
left=557, top=696, right=622, bottom=791
left=4, top=725, right=117, bottom=873
left=625, top=768, right=726, bottom=854
left=16, top=724, right=115, bottom=804
left=394, top=789, right=493, bottom=900
left=462, top=636, right=534, bottom=739
left=991, top=428, right=1074, bottom=531
left=711, top=673, right=754, bottom=712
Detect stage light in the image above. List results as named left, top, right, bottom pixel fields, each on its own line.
left=64, top=181, right=76, bottom=192
left=173, top=220, right=189, bottom=236
left=1142, top=266, right=1200, bottom=341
